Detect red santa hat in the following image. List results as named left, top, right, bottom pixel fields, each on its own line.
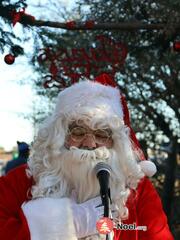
left=55, top=73, right=156, bottom=177
left=94, top=73, right=156, bottom=177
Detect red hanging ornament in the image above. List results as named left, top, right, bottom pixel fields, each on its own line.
left=66, top=21, right=76, bottom=29
left=4, top=54, right=15, bottom=65
left=84, top=20, right=95, bottom=29
left=173, top=41, right=180, bottom=52
left=11, top=8, right=25, bottom=26
left=11, top=8, right=35, bottom=26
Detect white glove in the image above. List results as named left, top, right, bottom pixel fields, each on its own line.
left=71, top=196, right=104, bottom=238
left=22, top=197, right=77, bottom=240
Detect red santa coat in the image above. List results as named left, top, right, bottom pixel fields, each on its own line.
left=0, top=164, right=174, bottom=240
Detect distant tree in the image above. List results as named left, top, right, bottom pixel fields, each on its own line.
left=0, top=0, right=28, bottom=53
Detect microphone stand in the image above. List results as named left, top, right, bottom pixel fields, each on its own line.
left=101, top=189, right=112, bottom=240
left=94, top=163, right=113, bottom=240
left=102, top=194, right=109, bottom=218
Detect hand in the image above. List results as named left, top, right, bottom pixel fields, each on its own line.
left=71, top=196, right=104, bottom=238
left=22, top=197, right=77, bottom=240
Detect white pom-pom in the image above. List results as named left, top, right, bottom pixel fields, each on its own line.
left=139, top=160, right=157, bottom=177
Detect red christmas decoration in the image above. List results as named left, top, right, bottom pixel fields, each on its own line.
left=11, top=8, right=25, bottom=26
left=66, top=21, right=76, bottom=29
left=11, top=8, right=35, bottom=26
left=85, top=20, right=95, bottom=28
left=4, top=54, right=15, bottom=65
left=173, top=41, right=180, bottom=52
left=43, top=81, right=50, bottom=89
left=50, top=62, right=58, bottom=77
left=38, top=35, right=127, bottom=89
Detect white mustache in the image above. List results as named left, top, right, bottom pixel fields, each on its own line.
left=64, top=146, right=111, bottom=163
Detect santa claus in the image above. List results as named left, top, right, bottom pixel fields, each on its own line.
left=0, top=74, right=174, bottom=240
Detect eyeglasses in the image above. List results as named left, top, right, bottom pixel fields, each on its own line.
left=67, top=126, right=112, bottom=144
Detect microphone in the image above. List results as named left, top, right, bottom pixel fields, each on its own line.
left=94, top=162, right=112, bottom=217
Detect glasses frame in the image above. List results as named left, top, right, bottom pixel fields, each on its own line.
left=67, top=126, right=113, bottom=145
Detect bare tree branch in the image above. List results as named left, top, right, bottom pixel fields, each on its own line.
left=21, top=20, right=180, bottom=31
left=1, top=4, right=180, bottom=31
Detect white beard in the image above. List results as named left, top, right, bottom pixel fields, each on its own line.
left=56, top=146, right=132, bottom=217
left=57, top=146, right=129, bottom=240
left=58, top=146, right=113, bottom=203
left=29, top=145, right=144, bottom=240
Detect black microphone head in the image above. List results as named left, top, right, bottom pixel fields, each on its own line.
left=94, top=162, right=112, bottom=176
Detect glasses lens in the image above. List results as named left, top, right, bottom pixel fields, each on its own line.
left=94, top=129, right=111, bottom=144
left=68, top=126, right=112, bottom=144
left=70, top=127, right=86, bottom=142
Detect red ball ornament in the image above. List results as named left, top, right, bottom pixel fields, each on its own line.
left=4, top=54, right=15, bottom=65
left=85, top=20, right=95, bottom=28
left=173, top=41, right=180, bottom=52
left=66, top=21, right=76, bottom=29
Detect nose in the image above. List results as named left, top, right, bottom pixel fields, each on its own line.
left=81, top=134, right=97, bottom=149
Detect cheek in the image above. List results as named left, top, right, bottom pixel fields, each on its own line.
left=97, top=139, right=113, bottom=149
left=65, top=136, right=81, bottom=148
left=107, top=139, right=113, bottom=148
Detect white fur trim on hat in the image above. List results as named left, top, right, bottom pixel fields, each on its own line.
left=139, top=160, right=157, bottom=177
left=55, top=80, right=124, bottom=122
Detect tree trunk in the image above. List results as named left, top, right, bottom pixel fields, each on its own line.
left=162, top=137, right=177, bottom=228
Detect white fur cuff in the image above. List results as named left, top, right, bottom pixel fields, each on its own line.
left=22, top=197, right=77, bottom=240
